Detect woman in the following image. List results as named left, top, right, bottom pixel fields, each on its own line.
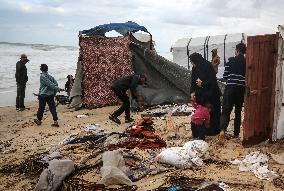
left=189, top=53, right=221, bottom=136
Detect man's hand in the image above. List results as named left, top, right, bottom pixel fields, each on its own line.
left=196, top=78, right=202, bottom=87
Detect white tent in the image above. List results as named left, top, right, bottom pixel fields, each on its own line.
left=273, top=25, right=284, bottom=140
left=171, top=33, right=246, bottom=78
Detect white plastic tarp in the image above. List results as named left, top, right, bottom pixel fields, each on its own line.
left=273, top=25, right=284, bottom=140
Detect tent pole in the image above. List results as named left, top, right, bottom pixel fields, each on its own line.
left=187, top=38, right=192, bottom=70
left=206, top=36, right=210, bottom=60
left=224, top=34, right=227, bottom=66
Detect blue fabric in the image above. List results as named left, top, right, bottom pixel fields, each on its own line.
left=80, top=21, right=149, bottom=36
left=39, top=72, right=60, bottom=96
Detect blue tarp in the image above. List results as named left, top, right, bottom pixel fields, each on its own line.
left=80, top=21, right=149, bottom=36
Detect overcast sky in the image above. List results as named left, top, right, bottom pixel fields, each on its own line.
left=0, top=0, right=283, bottom=52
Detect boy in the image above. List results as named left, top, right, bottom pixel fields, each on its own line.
left=34, top=64, right=63, bottom=127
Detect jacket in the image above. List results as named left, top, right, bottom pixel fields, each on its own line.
left=111, top=74, right=139, bottom=93
left=15, top=60, right=28, bottom=84
left=191, top=102, right=210, bottom=128
left=39, top=72, right=60, bottom=96
left=223, top=54, right=246, bottom=87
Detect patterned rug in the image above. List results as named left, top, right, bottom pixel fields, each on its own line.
left=80, top=36, right=133, bottom=108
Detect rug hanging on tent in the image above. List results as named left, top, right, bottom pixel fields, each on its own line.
left=80, top=36, right=132, bottom=108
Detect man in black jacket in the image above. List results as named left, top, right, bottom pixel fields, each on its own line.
left=109, top=74, right=146, bottom=124
left=220, top=43, right=246, bottom=137
left=15, top=54, right=29, bottom=111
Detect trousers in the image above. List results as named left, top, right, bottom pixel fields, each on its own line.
left=220, top=86, right=245, bottom=136
left=112, top=88, right=130, bottom=119
left=16, top=83, right=26, bottom=108
left=37, top=95, right=58, bottom=121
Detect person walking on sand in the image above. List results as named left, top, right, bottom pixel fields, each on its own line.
left=34, top=64, right=63, bottom=127
left=15, top=54, right=29, bottom=111
left=109, top=74, right=147, bottom=124
left=211, top=49, right=220, bottom=74
left=219, top=43, right=246, bottom=139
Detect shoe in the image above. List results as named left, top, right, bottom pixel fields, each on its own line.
left=34, top=119, right=42, bottom=126
left=109, top=115, right=121, bottom=124
left=51, top=121, right=59, bottom=127
left=125, top=118, right=134, bottom=123
left=18, top=107, right=25, bottom=111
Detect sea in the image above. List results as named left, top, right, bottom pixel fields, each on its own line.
left=0, top=42, right=175, bottom=107
left=0, top=42, right=79, bottom=107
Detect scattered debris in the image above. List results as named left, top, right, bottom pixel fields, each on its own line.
left=230, top=151, right=278, bottom=180
left=76, top=114, right=89, bottom=118
left=156, top=140, right=208, bottom=168
left=98, top=150, right=133, bottom=186
left=35, top=159, right=75, bottom=191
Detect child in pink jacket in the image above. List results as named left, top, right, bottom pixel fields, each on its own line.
left=191, top=101, right=212, bottom=140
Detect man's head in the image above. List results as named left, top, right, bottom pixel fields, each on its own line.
left=139, top=74, right=147, bottom=85
left=40, top=64, right=48, bottom=72
left=235, top=43, right=246, bottom=56
left=20, top=54, right=29, bottom=63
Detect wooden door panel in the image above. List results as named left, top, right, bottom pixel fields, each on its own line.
left=243, top=34, right=277, bottom=146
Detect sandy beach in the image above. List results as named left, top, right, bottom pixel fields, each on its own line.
left=0, top=101, right=283, bottom=191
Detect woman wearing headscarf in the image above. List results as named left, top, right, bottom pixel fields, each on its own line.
left=189, top=53, right=221, bottom=136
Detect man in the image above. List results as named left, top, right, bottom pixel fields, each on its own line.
left=15, top=54, right=29, bottom=111
left=109, top=74, right=147, bottom=124
left=220, top=43, right=246, bottom=138
left=34, top=64, right=63, bottom=127
left=211, top=49, right=220, bottom=74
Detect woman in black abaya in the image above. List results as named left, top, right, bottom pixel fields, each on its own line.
left=189, top=53, right=221, bottom=136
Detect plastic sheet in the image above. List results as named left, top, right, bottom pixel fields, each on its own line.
left=99, top=150, right=133, bottom=186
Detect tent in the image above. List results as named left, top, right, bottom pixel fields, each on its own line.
left=273, top=25, right=284, bottom=140
left=69, top=22, right=194, bottom=109
left=171, top=33, right=246, bottom=78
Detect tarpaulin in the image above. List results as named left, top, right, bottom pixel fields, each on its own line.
left=80, top=21, right=149, bottom=37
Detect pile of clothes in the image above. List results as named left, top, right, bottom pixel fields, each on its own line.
left=107, top=116, right=166, bottom=150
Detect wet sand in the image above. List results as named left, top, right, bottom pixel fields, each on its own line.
left=0, top=102, right=283, bottom=190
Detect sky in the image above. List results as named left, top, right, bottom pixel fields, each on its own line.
left=0, top=0, right=283, bottom=52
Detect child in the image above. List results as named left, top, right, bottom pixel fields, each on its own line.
left=191, top=98, right=212, bottom=140
left=65, top=75, right=74, bottom=97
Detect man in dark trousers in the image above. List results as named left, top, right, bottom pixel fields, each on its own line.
left=220, top=42, right=246, bottom=138
left=109, top=74, right=147, bottom=124
left=15, top=54, right=29, bottom=111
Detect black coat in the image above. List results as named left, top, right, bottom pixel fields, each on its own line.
left=190, top=59, right=221, bottom=105
left=15, top=60, right=28, bottom=84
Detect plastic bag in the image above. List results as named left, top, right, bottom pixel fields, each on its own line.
left=98, top=150, right=132, bottom=186
left=156, top=140, right=208, bottom=168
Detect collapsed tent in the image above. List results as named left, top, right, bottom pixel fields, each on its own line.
left=70, top=22, right=193, bottom=109
left=171, top=34, right=246, bottom=78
